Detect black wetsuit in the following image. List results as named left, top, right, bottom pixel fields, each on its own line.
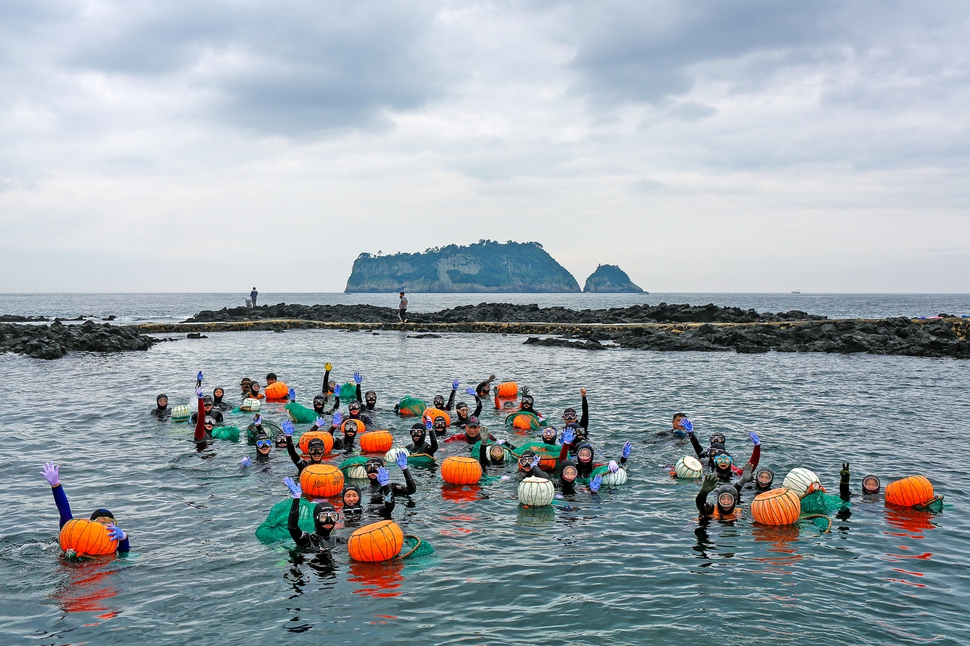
left=405, top=429, right=438, bottom=456
left=150, top=406, right=170, bottom=420
left=453, top=395, right=483, bottom=428
left=285, top=436, right=327, bottom=473
left=190, top=408, right=224, bottom=424
left=287, top=499, right=343, bottom=551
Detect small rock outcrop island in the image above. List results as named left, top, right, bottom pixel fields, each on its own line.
left=345, top=240, right=581, bottom=293
left=583, top=264, right=643, bottom=293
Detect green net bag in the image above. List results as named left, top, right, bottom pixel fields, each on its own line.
left=256, top=497, right=316, bottom=543
left=504, top=411, right=543, bottom=431
left=471, top=441, right=516, bottom=463
left=800, top=491, right=846, bottom=515
left=395, top=396, right=427, bottom=417
left=211, top=426, right=240, bottom=442
left=512, top=441, right=559, bottom=461
left=407, top=453, right=436, bottom=468
left=339, top=456, right=371, bottom=480
left=339, top=383, right=357, bottom=400
left=915, top=496, right=945, bottom=513
left=398, top=535, right=434, bottom=560
left=285, top=402, right=318, bottom=424
left=247, top=421, right=283, bottom=445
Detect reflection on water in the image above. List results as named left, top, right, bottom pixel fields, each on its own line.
left=52, top=558, right=121, bottom=618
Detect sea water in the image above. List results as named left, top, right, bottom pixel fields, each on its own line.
left=1, top=296, right=969, bottom=644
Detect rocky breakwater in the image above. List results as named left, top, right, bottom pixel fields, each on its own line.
left=0, top=320, right=157, bottom=359
left=185, top=301, right=824, bottom=325
left=526, top=317, right=970, bottom=359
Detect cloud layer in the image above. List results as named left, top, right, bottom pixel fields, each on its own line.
left=2, top=0, right=969, bottom=292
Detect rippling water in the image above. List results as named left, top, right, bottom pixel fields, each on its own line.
left=2, top=326, right=968, bottom=644
left=2, top=292, right=970, bottom=323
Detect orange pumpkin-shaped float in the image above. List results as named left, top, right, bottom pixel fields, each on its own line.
left=495, top=382, right=518, bottom=397
left=359, top=430, right=394, bottom=453
left=440, top=456, right=482, bottom=485
left=885, top=475, right=935, bottom=508
left=348, top=520, right=405, bottom=562
left=422, top=408, right=451, bottom=427
left=300, top=464, right=344, bottom=498
left=59, top=519, right=118, bottom=557
left=751, top=488, right=801, bottom=525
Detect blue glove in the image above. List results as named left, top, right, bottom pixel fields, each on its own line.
left=241, top=457, right=252, bottom=467
left=288, top=387, right=296, bottom=401
left=561, top=427, right=576, bottom=445
left=314, top=417, right=326, bottom=429
left=253, top=414, right=262, bottom=426
left=282, top=420, right=294, bottom=436
left=590, top=474, right=603, bottom=493
left=452, top=379, right=460, bottom=390
left=41, top=461, right=60, bottom=486
left=425, top=418, right=433, bottom=431
left=682, top=419, right=693, bottom=433
left=608, top=460, right=619, bottom=473
left=465, top=387, right=477, bottom=397
left=354, top=372, right=362, bottom=385
left=284, top=477, right=301, bottom=499
left=196, top=387, right=204, bottom=398
left=395, top=451, right=408, bottom=470
left=376, top=467, right=390, bottom=487
left=531, top=455, right=541, bottom=469
left=197, top=371, right=203, bottom=382
left=106, top=524, right=127, bottom=542
left=749, top=430, right=761, bottom=446
left=333, top=410, right=343, bottom=426
left=622, top=441, right=632, bottom=459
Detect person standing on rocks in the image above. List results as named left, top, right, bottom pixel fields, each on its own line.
left=398, top=292, right=408, bottom=322
left=250, top=287, right=258, bottom=307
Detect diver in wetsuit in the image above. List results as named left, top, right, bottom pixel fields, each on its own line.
left=151, top=394, right=170, bottom=419
left=41, top=461, right=130, bottom=553
left=405, top=421, right=439, bottom=456
left=431, top=379, right=459, bottom=413
left=838, top=462, right=881, bottom=499
left=211, top=388, right=231, bottom=412
left=283, top=477, right=344, bottom=552
left=686, top=423, right=761, bottom=475
left=190, top=395, right=224, bottom=424
left=453, top=388, right=483, bottom=428
left=753, top=466, right=775, bottom=493
left=657, top=412, right=691, bottom=439
left=282, top=421, right=330, bottom=473
left=361, top=454, right=416, bottom=518
left=350, top=372, right=380, bottom=413
left=327, top=412, right=360, bottom=452
left=241, top=433, right=274, bottom=467
left=346, top=401, right=373, bottom=430
left=444, top=417, right=498, bottom=445
left=696, top=469, right=752, bottom=520
left=475, top=374, right=497, bottom=399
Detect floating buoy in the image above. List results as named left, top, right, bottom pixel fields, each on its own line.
left=783, top=468, right=822, bottom=499
left=384, top=447, right=410, bottom=463
left=440, top=456, right=482, bottom=485
left=517, top=477, right=555, bottom=507
left=751, top=488, right=801, bottom=525
left=600, top=467, right=628, bottom=486
left=496, top=382, right=518, bottom=398
left=240, top=398, right=261, bottom=412
left=345, top=464, right=369, bottom=480
left=348, top=520, right=405, bottom=562
left=507, top=412, right=540, bottom=431
left=300, top=464, right=344, bottom=498
left=298, top=431, right=334, bottom=455
left=885, top=475, right=935, bottom=508
left=59, top=519, right=117, bottom=557
left=674, top=455, right=703, bottom=479
left=264, top=381, right=289, bottom=401
left=170, top=405, right=191, bottom=421
left=359, top=430, right=394, bottom=453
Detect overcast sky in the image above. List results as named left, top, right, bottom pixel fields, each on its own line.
left=2, top=1, right=968, bottom=293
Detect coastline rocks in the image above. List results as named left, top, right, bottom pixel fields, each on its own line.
left=185, top=301, right=825, bottom=325
left=0, top=320, right=156, bottom=360
left=0, top=315, right=48, bottom=322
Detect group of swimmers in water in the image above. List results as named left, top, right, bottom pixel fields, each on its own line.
left=44, top=365, right=897, bottom=557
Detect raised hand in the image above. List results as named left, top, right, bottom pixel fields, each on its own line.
left=840, top=462, right=850, bottom=482
left=531, top=455, right=541, bottom=469
left=682, top=419, right=693, bottom=433
left=608, top=460, right=619, bottom=473
left=241, top=457, right=252, bottom=467
left=105, top=524, right=127, bottom=542
left=354, top=372, right=362, bottom=385
left=741, top=462, right=753, bottom=483
left=41, top=461, right=60, bottom=486
left=452, top=379, right=460, bottom=390
left=700, top=473, right=718, bottom=494
left=288, top=387, right=296, bottom=401
left=196, top=387, right=204, bottom=398
left=465, top=387, right=477, bottom=397
left=590, top=474, right=603, bottom=493
left=376, top=467, right=390, bottom=487
left=197, top=371, right=203, bottom=383
left=622, top=441, right=632, bottom=459
left=284, top=477, right=302, bottom=499
left=324, top=362, right=333, bottom=372
left=395, top=451, right=408, bottom=470
left=282, top=420, right=294, bottom=437
left=425, top=418, right=433, bottom=431
left=333, top=410, right=343, bottom=426
left=253, top=414, right=262, bottom=426
left=561, top=427, right=576, bottom=445
left=580, top=388, right=587, bottom=398
left=314, top=417, right=326, bottom=430
left=748, top=431, right=761, bottom=446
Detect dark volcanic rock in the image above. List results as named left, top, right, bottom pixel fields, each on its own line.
left=0, top=315, right=48, bottom=322
left=0, top=320, right=156, bottom=359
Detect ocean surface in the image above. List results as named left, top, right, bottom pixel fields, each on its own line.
left=1, top=294, right=969, bottom=644
left=2, top=292, right=970, bottom=324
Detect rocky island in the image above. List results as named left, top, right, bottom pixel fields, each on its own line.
left=344, top=240, right=581, bottom=293
left=583, top=264, right=644, bottom=293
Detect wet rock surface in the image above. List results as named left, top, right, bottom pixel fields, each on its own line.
left=0, top=320, right=157, bottom=359
left=185, top=301, right=826, bottom=325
